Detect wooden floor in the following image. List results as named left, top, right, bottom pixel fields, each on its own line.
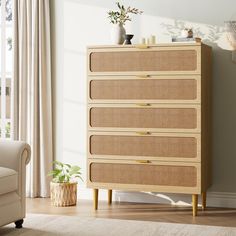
left=26, top=198, right=236, bottom=228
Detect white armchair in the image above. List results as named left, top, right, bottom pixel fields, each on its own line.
left=0, top=141, right=31, bottom=228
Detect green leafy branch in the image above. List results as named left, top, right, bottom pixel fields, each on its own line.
left=48, top=161, right=83, bottom=183
left=108, top=2, right=143, bottom=25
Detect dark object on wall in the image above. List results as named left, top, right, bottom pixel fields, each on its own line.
left=124, top=34, right=134, bottom=44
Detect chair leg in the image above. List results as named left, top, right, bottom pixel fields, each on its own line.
left=15, top=219, right=24, bottom=229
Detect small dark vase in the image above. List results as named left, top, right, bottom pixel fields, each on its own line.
left=124, top=34, right=134, bottom=45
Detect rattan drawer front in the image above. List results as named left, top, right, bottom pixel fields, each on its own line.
left=89, top=133, right=199, bottom=160
left=89, top=49, right=198, bottom=74
left=89, top=78, right=198, bottom=101
left=89, top=105, right=200, bottom=132
left=90, top=162, right=197, bottom=187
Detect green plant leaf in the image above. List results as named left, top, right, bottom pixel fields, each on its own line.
left=48, top=161, right=82, bottom=183
left=117, top=2, right=121, bottom=9
left=69, top=166, right=81, bottom=175
left=53, top=160, right=64, bottom=167
left=65, top=174, right=70, bottom=182
left=108, top=2, right=143, bottom=25
left=48, top=169, right=61, bottom=177
left=71, top=166, right=81, bottom=171
left=74, top=175, right=84, bottom=182
left=65, top=163, right=72, bottom=168
left=59, top=175, right=66, bottom=182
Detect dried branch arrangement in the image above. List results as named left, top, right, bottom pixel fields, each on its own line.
left=108, top=2, right=143, bottom=25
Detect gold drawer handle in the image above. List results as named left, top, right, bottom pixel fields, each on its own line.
left=136, top=131, right=151, bottom=135
left=136, top=75, right=150, bottom=79
left=135, top=44, right=149, bottom=49
left=136, top=160, right=151, bottom=164
left=136, top=103, right=151, bottom=106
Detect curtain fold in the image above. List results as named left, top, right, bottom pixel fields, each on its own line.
left=13, top=0, right=53, bottom=197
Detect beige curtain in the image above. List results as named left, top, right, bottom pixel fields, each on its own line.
left=13, top=0, right=53, bottom=197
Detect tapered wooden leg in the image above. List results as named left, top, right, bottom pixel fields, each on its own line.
left=192, top=194, right=198, bottom=217
left=202, top=192, right=206, bottom=210
left=108, top=189, right=112, bottom=205
left=93, top=189, right=98, bottom=210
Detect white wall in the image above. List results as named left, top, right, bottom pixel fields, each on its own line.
left=51, top=0, right=236, bottom=207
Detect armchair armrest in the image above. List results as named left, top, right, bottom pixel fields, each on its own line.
left=0, top=141, right=31, bottom=172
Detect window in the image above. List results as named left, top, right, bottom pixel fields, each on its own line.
left=0, top=0, right=13, bottom=139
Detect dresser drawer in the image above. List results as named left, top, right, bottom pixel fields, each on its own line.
left=89, top=75, right=200, bottom=103
left=88, top=46, right=201, bottom=75
left=88, top=104, right=200, bottom=133
left=88, top=132, right=200, bottom=162
left=88, top=159, right=201, bottom=194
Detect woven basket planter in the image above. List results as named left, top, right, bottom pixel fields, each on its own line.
left=50, top=182, right=77, bottom=207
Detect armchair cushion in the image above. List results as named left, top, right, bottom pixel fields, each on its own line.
left=0, top=167, right=18, bottom=195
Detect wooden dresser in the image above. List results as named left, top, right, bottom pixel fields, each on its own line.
left=87, top=43, right=212, bottom=216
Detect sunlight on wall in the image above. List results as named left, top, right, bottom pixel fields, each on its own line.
left=140, top=14, right=226, bottom=44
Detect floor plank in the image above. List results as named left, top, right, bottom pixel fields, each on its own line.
left=26, top=198, right=236, bottom=227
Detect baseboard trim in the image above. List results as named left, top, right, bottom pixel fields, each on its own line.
left=207, top=192, right=236, bottom=208
left=78, top=186, right=236, bottom=208
left=114, top=191, right=236, bottom=208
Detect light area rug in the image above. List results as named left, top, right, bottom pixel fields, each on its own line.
left=0, top=214, right=236, bottom=236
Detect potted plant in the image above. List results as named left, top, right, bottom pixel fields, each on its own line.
left=108, top=2, right=143, bottom=44
left=48, top=161, right=83, bottom=207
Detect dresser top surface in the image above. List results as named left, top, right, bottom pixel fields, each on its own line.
left=87, top=42, right=208, bottom=49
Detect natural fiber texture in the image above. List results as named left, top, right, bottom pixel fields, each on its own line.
left=50, top=183, right=77, bottom=207
left=90, top=50, right=197, bottom=72
left=1, top=214, right=236, bottom=236
left=90, top=79, right=197, bottom=100
left=90, top=135, right=197, bottom=158
left=90, top=163, right=197, bottom=187
left=90, top=108, right=197, bottom=129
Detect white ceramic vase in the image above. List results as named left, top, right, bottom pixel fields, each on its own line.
left=110, top=23, right=126, bottom=45
left=181, top=29, right=189, bottom=38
